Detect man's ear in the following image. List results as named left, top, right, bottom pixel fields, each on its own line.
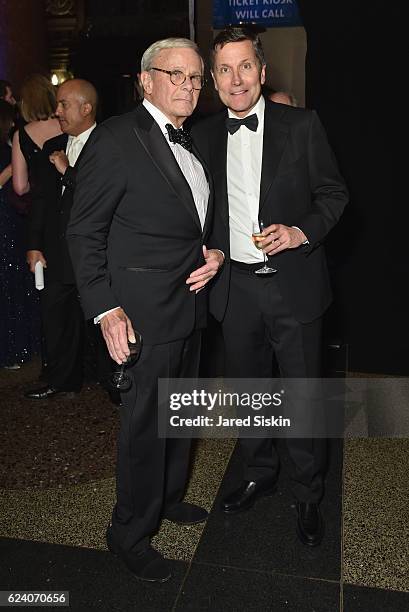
left=260, top=64, right=266, bottom=86
left=140, top=71, right=153, bottom=95
left=211, top=70, right=218, bottom=92
left=82, top=102, right=92, bottom=117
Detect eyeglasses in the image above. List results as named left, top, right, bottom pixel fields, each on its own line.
left=150, top=67, right=205, bottom=90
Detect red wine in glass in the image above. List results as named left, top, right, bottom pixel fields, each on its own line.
left=110, top=331, right=142, bottom=392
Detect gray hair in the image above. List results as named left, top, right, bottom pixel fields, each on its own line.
left=141, top=38, right=202, bottom=72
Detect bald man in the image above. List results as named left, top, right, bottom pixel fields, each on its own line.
left=269, top=90, right=298, bottom=107
left=25, top=79, right=106, bottom=399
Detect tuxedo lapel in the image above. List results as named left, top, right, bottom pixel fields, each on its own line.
left=73, top=131, right=92, bottom=168
left=211, top=112, right=229, bottom=230
left=133, top=106, right=201, bottom=231
left=259, top=104, right=289, bottom=213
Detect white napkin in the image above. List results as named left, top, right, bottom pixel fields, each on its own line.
left=34, top=261, right=44, bottom=290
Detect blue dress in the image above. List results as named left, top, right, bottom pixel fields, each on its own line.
left=0, top=142, right=40, bottom=367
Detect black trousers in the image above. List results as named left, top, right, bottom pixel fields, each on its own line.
left=84, top=319, right=115, bottom=387
left=221, top=264, right=326, bottom=503
left=40, top=281, right=114, bottom=391
left=40, top=282, right=84, bottom=391
left=111, top=330, right=201, bottom=554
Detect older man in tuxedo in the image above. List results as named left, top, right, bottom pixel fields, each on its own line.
left=67, top=38, right=223, bottom=582
left=192, top=27, right=348, bottom=547
left=25, top=79, right=101, bottom=399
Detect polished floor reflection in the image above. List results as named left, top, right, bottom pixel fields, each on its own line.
left=1, top=360, right=408, bottom=611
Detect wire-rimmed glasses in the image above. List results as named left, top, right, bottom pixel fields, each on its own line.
left=150, top=67, right=205, bottom=90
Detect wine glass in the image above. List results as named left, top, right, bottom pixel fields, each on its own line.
left=251, top=220, right=277, bottom=274
left=110, top=330, right=143, bottom=392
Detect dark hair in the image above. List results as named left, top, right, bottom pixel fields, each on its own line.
left=211, top=27, right=266, bottom=69
left=0, top=80, right=12, bottom=99
left=261, top=84, right=275, bottom=98
left=0, top=99, right=15, bottom=143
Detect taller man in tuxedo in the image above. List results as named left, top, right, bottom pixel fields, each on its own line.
left=67, top=38, right=223, bottom=582
left=192, top=28, right=348, bottom=546
left=25, top=79, right=100, bottom=399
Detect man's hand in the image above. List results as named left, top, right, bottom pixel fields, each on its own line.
left=186, top=246, right=224, bottom=292
left=0, top=163, right=12, bottom=186
left=256, top=224, right=307, bottom=256
left=49, top=150, right=69, bottom=175
left=100, top=307, right=136, bottom=365
left=26, top=250, right=47, bottom=273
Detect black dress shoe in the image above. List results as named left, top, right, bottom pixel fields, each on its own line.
left=296, top=502, right=324, bottom=547
left=106, top=526, right=171, bottom=582
left=221, top=480, right=277, bottom=514
left=163, top=502, right=208, bottom=525
left=24, top=386, right=77, bottom=400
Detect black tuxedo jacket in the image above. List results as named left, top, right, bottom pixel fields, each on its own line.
left=27, top=133, right=81, bottom=284
left=191, top=100, right=349, bottom=324
left=67, top=104, right=214, bottom=344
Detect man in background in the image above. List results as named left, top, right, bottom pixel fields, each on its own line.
left=24, top=79, right=112, bottom=400
left=269, top=90, right=298, bottom=107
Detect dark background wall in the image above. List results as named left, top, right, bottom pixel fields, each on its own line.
left=298, top=0, right=408, bottom=374
left=1, top=0, right=406, bottom=374
left=71, top=0, right=190, bottom=119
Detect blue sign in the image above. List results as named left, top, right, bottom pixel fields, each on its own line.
left=213, top=0, right=302, bottom=29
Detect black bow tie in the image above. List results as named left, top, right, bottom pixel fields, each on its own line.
left=165, top=124, right=193, bottom=152
left=226, top=113, right=258, bottom=135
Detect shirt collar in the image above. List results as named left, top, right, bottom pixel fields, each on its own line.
left=68, top=123, right=96, bottom=145
left=227, top=95, right=265, bottom=133
left=142, top=99, right=184, bottom=140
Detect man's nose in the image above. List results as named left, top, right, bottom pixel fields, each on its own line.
left=182, top=77, right=194, bottom=92
left=231, top=69, right=242, bottom=86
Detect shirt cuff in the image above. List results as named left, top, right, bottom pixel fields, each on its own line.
left=94, top=307, right=120, bottom=324
left=213, top=249, right=225, bottom=260
left=292, top=226, right=309, bottom=245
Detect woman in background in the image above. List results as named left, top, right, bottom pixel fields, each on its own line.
left=12, top=73, right=61, bottom=197
left=0, top=100, right=40, bottom=368
left=11, top=74, right=61, bottom=374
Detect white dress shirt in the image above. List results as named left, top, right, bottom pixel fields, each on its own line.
left=227, top=95, right=265, bottom=263
left=143, top=99, right=209, bottom=229
left=66, top=123, right=96, bottom=164
left=63, top=123, right=96, bottom=193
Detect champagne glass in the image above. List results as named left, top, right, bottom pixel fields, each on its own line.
left=109, top=330, right=143, bottom=392
left=252, top=220, right=277, bottom=274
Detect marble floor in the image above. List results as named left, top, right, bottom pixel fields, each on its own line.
left=1, top=359, right=408, bottom=611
